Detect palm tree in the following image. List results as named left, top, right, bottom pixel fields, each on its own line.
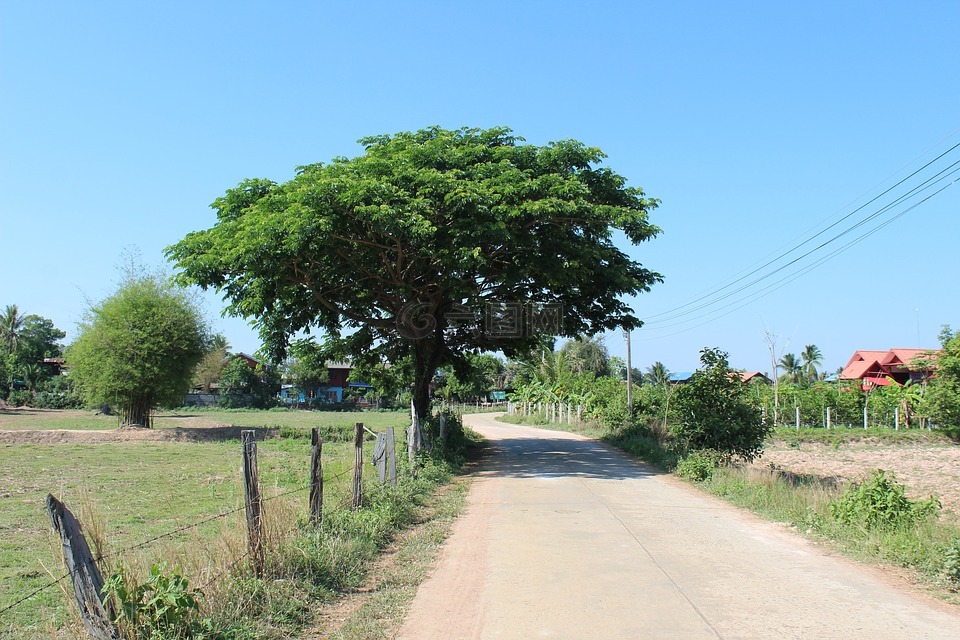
left=801, top=344, right=823, bottom=384
left=0, top=304, right=27, bottom=352
left=778, top=353, right=802, bottom=384
left=645, top=361, right=671, bottom=386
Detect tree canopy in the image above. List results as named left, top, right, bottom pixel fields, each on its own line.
left=167, top=126, right=661, bottom=439
left=66, top=272, right=209, bottom=426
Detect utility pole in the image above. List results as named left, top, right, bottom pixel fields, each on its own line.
left=625, top=329, right=633, bottom=414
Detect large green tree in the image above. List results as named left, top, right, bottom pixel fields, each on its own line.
left=66, top=272, right=209, bottom=426
left=167, top=126, right=661, bottom=443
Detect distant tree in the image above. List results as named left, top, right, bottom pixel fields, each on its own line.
left=443, top=353, right=506, bottom=402
left=919, top=325, right=960, bottom=435
left=801, top=344, right=823, bottom=383
left=218, top=356, right=280, bottom=409
left=168, top=126, right=662, bottom=451
left=0, top=305, right=27, bottom=353
left=0, top=309, right=66, bottom=397
left=192, top=335, right=229, bottom=393
left=671, top=348, right=769, bottom=461
left=645, top=361, right=671, bottom=386
left=561, top=336, right=610, bottom=377
left=778, top=353, right=802, bottom=385
left=66, top=271, right=209, bottom=426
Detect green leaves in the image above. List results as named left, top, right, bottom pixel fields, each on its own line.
left=671, top=347, right=770, bottom=462
left=66, top=272, right=208, bottom=422
left=168, top=126, right=662, bottom=428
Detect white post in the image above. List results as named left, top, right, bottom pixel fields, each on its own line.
left=826, top=406, right=831, bottom=430
left=863, top=405, right=868, bottom=430
left=795, top=406, right=800, bottom=430
left=895, top=406, right=899, bottom=431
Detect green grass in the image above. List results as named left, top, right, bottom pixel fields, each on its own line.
left=0, top=434, right=368, bottom=637
left=326, top=475, right=472, bottom=639
left=771, top=425, right=954, bottom=447
left=0, top=407, right=409, bottom=432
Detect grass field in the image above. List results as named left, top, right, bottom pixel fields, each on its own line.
left=0, top=407, right=410, bottom=432
left=0, top=409, right=412, bottom=638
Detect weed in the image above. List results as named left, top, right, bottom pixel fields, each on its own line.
left=830, top=469, right=941, bottom=529
left=102, top=562, right=223, bottom=639
left=675, top=449, right=724, bottom=482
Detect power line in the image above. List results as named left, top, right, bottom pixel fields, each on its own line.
left=634, top=141, right=960, bottom=334
left=636, top=175, right=958, bottom=340
left=641, top=139, right=960, bottom=324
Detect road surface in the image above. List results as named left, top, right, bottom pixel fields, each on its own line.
left=396, top=413, right=960, bottom=639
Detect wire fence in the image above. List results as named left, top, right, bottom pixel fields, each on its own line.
left=0, top=424, right=400, bottom=627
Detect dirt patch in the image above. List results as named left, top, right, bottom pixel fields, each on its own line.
left=755, top=440, right=960, bottom=517
left=0, top=425, right=278, bottom=444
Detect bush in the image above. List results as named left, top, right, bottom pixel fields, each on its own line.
left=675, top=449, right=724, bottom=481
left=830, top=469, right=940, bottom=529
left=671, top=348, right=769, bottom=461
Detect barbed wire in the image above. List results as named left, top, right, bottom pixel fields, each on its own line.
left=2, top=443, right=384, bottom=617
left=0, top=570, right=71, bottom=618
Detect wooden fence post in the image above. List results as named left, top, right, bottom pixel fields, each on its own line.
left=439, top=414, right=447, bottom=447
left=353, top=423, right=364, bottom=509
left=309, top=428, right=323, bottom=526
left=241, top=430, right=265, bottom=577
left=386, top=426, right=397, bottom=486
left=46, top=495, right=120, bottom=640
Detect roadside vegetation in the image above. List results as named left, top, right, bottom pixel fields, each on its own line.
left=0, top=410, right=480, bottom=639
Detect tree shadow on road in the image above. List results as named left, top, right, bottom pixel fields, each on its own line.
left=474, top=434, right=664, bottom=481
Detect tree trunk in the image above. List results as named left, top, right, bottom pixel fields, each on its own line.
left=409, top=331, right=443, bottom=454
left=121, top=394, right=153, bottom=428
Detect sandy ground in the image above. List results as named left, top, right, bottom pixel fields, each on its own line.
left=396, top=414, right=960, bottom=640
left=756, top=440, right=960, bottom=517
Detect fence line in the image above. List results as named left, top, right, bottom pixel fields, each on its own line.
left=1, top=422, right=401, bottom=624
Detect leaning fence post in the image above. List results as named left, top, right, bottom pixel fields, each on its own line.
left=309, top=428, right=323, bottom=525
left=241, top=430, right=265, bottom=577
left=439, top=413, right=447, bottom=447
left=386, top=426, right=397, bottom=486
left=353, top=423, right=364, bottom=509
left=46, top=495, right=119, bottom=640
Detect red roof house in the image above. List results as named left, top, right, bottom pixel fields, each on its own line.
left=839, top=348, right=938, bottom=389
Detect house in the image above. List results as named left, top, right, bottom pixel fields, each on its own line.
left=839, top=348, right=938, bottom=389
left=667, top=371, right=694, bottom=384
left=739, top=371, right=772, bottom=384
left=278, top=362, right=373, bottom=405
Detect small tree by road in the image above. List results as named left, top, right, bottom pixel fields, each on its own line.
left=66, top=272, right=209, bottom=426
left=671, top=347, right=769, bottom=461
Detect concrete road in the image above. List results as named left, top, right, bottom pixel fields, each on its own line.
left=396, top=414, right=960, bottom=639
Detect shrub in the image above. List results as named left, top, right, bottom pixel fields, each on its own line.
left=830, top=469, right=940, bottom=529
left=102, top=562, right=222, bottom=639
left=675, top=449, right=724, bottom=481
left=671, top=348, right=769, bottom=461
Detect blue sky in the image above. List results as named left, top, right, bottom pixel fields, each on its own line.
left=1, top=1, right=957, bottom=376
